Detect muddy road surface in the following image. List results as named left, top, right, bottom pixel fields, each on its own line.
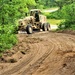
left=0, top=31, right=75, bottom=75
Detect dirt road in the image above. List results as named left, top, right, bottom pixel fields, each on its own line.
left=0, top=31, right=75, bottom=75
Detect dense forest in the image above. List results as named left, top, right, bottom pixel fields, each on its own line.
left=0, top=0, right=75, bottom=52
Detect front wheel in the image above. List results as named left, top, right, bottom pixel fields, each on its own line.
left=47, top=23, right=51, bottom=31
left=26, top=25, right=33, bottom=34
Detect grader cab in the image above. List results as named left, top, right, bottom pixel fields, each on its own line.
left=18, top=9, right=50, bottom=34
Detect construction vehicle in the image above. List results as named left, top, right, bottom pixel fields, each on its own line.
left=18, top=9, right=50, bottom=34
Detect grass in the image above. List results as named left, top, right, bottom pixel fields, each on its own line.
left=47, top=19, right=62, bottom=25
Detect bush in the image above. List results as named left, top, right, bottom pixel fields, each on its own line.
left=58, top=21, right=65, bottom=29
left=0, top=25, right=18, bottom=52
left=55, top=3, right=75, bottom=30
left=59, top=3, right=75, bottom=29
left=0, top=34, right=17, bottom=52
left=47, top=10, right=64, bottom=19
left=62, top=4, right=75, bottom=21
left=58, top=20, right=75, bottom=30
left=42, top=12, right=50, bottom=19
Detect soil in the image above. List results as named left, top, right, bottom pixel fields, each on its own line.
left=0, top=31, right=75, bottom=75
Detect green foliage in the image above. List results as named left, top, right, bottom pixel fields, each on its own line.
left=43, top=12, right=50, bottom=18
left=55, top=0, right=75, bottom=9
left=47, top=19, right=62, bottom=25
left=62, top=4, right=75, bottom=22
left=35, top=0, right=56, bottom=9
left=58, top=2, right=75, bottom=29
left=0, top=0, right=36, bottom=25
left=0, top=34, right=17, bottom=52
left=35, top=0, right=75, bottom=9
left=0, top=0, right=36, bottom=52
left=70, top=25, right=75, bottom=30
left=0, top=25, right=18, bottom=52
left=44, top=10, right=64, bottom=19
left=36, top=4, right=44, bottom=9
left=0, top=25, right=18, bottom=34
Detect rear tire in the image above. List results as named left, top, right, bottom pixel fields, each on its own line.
left=42, top=23, right=47, bottom=31
left=26, top=25, right=33, bottom=34
left=47, top=23, right=50, bottom=31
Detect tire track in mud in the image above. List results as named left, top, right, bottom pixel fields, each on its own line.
left=52, top=35, right=75, bottom=75
left=32, top=38, right=63, bottom=75
left=22, top=34, right=68, bottom=75
left=21, top=33, right=61, bottom=75
left=0, top=34, right=53, bottom=75
left=13, top=39, right=55, bottom=75
left=1, top=32, right=75, bottom=75
left=0, top=43, right=40, bottom=75
left=12, top=43, right=50, bottom=75
left=0, top=32, right=54, bottom=75
left=31, top=33, right=75, bottom=75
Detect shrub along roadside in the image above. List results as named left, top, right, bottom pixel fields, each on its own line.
left=0, top=25, right=18, bottom=52
left=0, top=34, right=17, bottom=52
left=43, top=10, right=64, bottom=19
left=48, top=3, right=75, bottom=31
left=42, top=11, right=63, bottom=25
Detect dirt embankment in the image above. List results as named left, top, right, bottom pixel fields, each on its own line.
left=0, top=31, right=75, bottom=75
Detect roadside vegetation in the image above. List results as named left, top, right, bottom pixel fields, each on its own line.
left=0, top=0, right=36, bottom=52
left=43, top=12, right=62, bottom=25
left=46, top=0, right=75, bottom=30
left=47, top=19, right=62, bottom=25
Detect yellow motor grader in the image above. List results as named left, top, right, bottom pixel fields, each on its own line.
left=18, top=9, right=50, bottom=34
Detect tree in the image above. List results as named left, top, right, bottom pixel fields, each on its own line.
left=35, top=0, right=56, bottom=9
left=0, top=0, right=36, bottom=52
left=0, top=0, right=36, bottom=25
left=54, top=0, right=64, bottom=9
left=62, top=3, right=75, bottom=23
left=58, top=0, right=75, bottom=29
left=55, top=0, right=75, bottom=10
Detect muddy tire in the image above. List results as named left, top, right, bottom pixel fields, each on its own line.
left=47, top=23, right=50, bottom=31
left=42, top=23, right=47, bottom=31
left=40, top=23, right=42, bottom=29
left=26, top=25, right=33, bottom=34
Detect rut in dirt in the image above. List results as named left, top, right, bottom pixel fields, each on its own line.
left=0, top=32, right=75, bottom=75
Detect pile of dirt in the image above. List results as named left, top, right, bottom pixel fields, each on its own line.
left=0, top=34, right=42, bottom=63
left=57, top=29, right=75, bottom=35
